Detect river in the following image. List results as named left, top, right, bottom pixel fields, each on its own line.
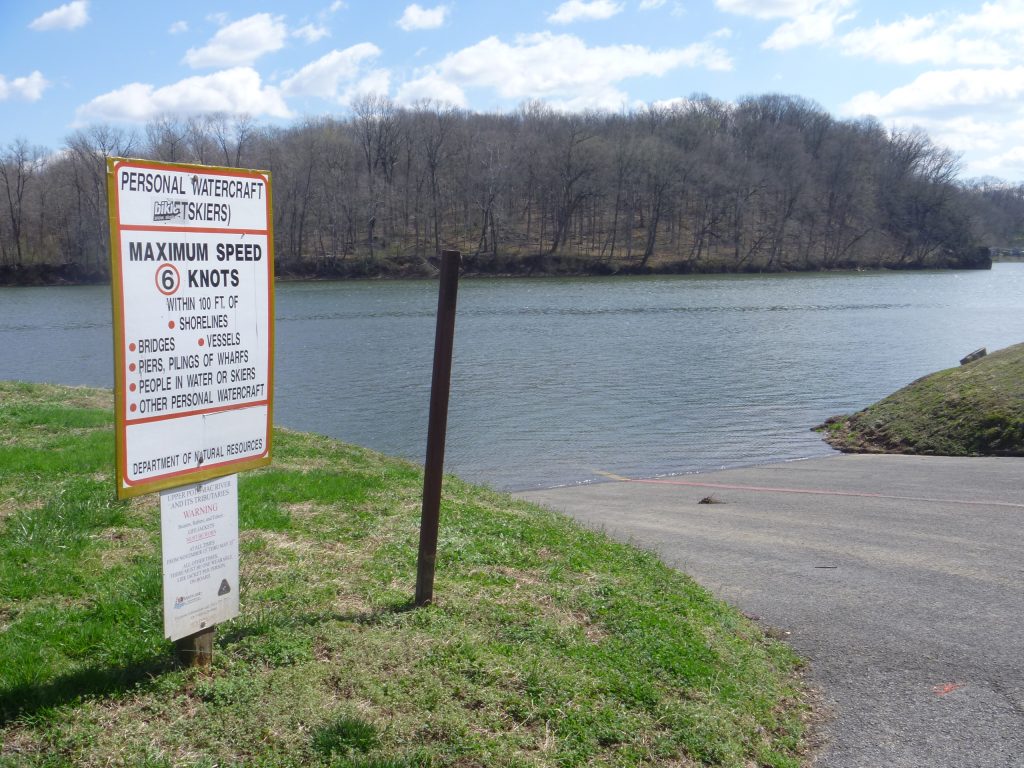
left=3, top=264, right=1023, bottom=490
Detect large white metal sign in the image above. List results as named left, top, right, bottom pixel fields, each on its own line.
left=160, top=475, right=239, bottom=641
left=108, top=158, right=273, bottom=498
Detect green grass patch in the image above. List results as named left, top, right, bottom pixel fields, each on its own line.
left=0, top=381, right=809, bottom=767
left=817, top=341, right=1024, bottom=456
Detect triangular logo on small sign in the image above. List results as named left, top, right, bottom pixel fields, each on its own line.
left=218, top=579, right=231, bottom=596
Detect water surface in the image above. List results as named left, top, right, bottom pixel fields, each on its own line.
left=3, top=265, right=1023, bottom=489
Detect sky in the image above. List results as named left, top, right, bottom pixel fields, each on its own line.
left=2, top=0, right=1024, bottom=180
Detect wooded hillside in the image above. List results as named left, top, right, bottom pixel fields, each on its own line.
left=2, top=94, right=1021, bottom=283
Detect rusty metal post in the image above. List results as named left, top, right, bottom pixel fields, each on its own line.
left=415, top=250, right=461, bottom=607
left=175, top=626, right=215, bottom=667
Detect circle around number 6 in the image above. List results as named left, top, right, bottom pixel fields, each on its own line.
left=155, top=262, right=181, bottom=296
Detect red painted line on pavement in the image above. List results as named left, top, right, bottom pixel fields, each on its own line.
left=628, top=477, right=1024, bottom=509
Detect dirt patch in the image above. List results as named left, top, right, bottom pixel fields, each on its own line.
left=793, top=673, right=833, bottom=766
left=269, top=456, right=340, bottom=472
left=63, top=388, right=113, bottom=412
left=253, top=530, right=319, bottom=556
left=0, top=382, right=111, bottom=412
left=97, top=527, right=154, bottom=568
left=477, top=572, right=609, bottom=644
left=129, top=494, right=159, bottom=513
left=282, top=501, right=332, bottom=519
left=492, top=566, right=547, bottom=589
left=0, top=495, right=43, bottom=521
left=0, top=725, right=42, bottom=760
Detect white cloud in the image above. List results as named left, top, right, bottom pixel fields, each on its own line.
left=726, top=1, right=1024, bottom=180
left=840, top=16, right=940, bottom=63
left=329, top=1, right=347, bottom=11
left=714, top=0, right=820, bottom=20
left=650, top=96, right=692, bottom=110
left=281, top=44, right=383, bottom=101
left=836, top=3, right=1024, bottom=67
left=639, top=0, right=666, bottom=8
left=839, top=67, right=1024, bottom=176
left=716, top=0, right=854, bottom=48
left=545, top=87, right=631, bottom=112
left=841, top=67, right=1024, bottom=118
left=397, top=72, right=468, bottom=106
left=895, top=115, right=1008, bottom=153
left=397, top=4, right=450, bottom=31
left=839, top=13, right=1009, bottom=66
left=974, top=143, right=1024, bottom=175
left=395, top=32, right=731, bottom=109
left=29, top=1, right=88, bottom=31
left=168, top=20, right=188, bottom=35
left=184, top=13, right=288, bottom=68
left=832, top=2, right=1024, bottom=181
left=293, top=23, right=330, bottom=43
left=340, top=69, right=393, bottom=104
left=847, top=108, right=1024, bottom=179
left=548, top=0, right=624, bottom=24
left=958, top=0, right=1024, bottom=34
left=75, top=67, right=292, bottom=124
left=0, top=71, right=50, bottom=102
left=763, top=4, right=854, bottom=49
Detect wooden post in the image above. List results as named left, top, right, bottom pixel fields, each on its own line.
left=415, top=250, right=461, bottom=607
left=175, top=626, right=215, bottom=667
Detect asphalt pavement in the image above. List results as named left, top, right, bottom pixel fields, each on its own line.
left=517, top=454, right=1024, bottom=768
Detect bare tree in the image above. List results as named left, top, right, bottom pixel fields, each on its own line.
left=0, top=140, right=45, bottom=265
left=548, top=115, right=598, bottom=255
left=63, top=125, right=137, bottom=270
left=145, top=115, right=188, bottom=162
left=3, top=96, right=1012, bottom=280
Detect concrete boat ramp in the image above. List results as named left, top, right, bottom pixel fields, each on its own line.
left=518, top=454, right=1024, bottom=768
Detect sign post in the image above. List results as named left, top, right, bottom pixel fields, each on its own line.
left=107, top=158, right=273, bottom=663
left=415, top=250, right=461, bottom=607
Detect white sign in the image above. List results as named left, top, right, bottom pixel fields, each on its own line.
left=108, top=158, right=273, bottom=498
left=160, top=474, right=240, bottom=641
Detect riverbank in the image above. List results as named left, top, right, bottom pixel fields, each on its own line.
left=817, top=342, right=1024, bottom=455
left=0, top=246, right=994, bottom=287
left=0, top=381, right=810, bottom=767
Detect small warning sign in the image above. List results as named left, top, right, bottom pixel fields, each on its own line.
left=160, top=474, right=240, bottom=641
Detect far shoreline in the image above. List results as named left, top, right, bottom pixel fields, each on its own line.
left=0, top=252, right=998, bottom=288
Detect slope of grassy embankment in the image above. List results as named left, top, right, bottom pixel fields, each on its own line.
left=0, top=381, right=808, bottom=768
left=818, top=342, right=1024, bottom=455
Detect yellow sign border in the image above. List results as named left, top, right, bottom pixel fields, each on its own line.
left=107, top=157, right=275, bottom=499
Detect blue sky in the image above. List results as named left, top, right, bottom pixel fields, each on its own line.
left=2, top=0, right=1023, bottom=180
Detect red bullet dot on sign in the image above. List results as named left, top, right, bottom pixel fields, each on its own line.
left=129, top=363, right=136, bottom=372
left=168, top=320, right=176, bottom=329
left=129, top=383, right=136, bottom=392
left=130, top=404, right=137, bottom=413
left=198, top=338, right=205, bottom=347
left=129, top=343, right=136, bottom=352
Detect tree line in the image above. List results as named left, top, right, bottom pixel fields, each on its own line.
left=2, top=93, right=1022, bottom=284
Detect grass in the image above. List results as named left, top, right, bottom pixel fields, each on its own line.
left=0, top=381, right=809, bottom=767
left=817, top=341, right=1024, bottom=456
